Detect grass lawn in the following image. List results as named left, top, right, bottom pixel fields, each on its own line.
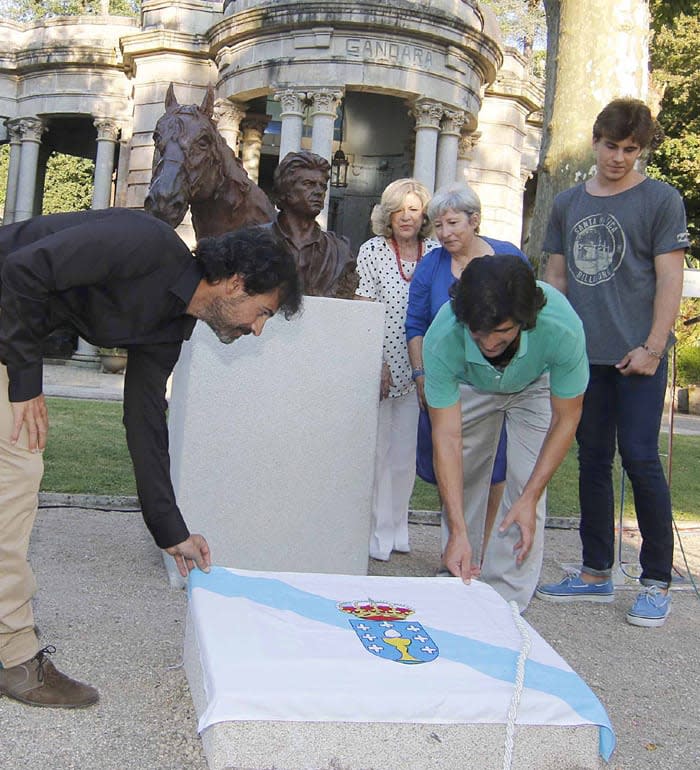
left=43, top=397, right=700, bottom=520
left=410, top=431, right=700, bottom=520
left=42, top=398, right=136, bottom=495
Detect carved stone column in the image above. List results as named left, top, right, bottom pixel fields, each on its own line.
left=213, top=98, right=246, bottom=154
left=114, top=126, right=132, bottom=208
left=275, top=89, right=307, bottom=161
left=14, top=118, right=46, bottom=222
left=92, top=118, right=120, bottom=210
left=411, top=98, right=443, bottom=193
left=308, top=89, right=342, bottom=161
left=435, top=110, right=466, bottom=191
left=308, top=90, right=342, bottom=227
left=240, top=115, right=270, bottom=183
left=3, top=119, right=23, bottom=224
left=457, top=130, right=481, bottom=185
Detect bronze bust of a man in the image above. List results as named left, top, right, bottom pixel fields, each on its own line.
left=269, top=151, right=357, bottom=299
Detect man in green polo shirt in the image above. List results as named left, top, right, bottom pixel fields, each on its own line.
left=424, top=254, right=588, bottom=610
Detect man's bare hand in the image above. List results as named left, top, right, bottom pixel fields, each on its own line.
left=616, top=346, right=660, bottom=377
left=166, top=534, right=212, bottom=577
left=499, top=498, right=536, bottom=565
left=443, top=532, right=481, bottom=584
left=11, top=395, right=48, bottom=451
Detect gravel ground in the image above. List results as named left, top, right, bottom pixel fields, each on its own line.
left=2, top=505, right=698, bottom=770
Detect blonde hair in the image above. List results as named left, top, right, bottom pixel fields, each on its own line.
left=370, top=178, right=433, bottom=239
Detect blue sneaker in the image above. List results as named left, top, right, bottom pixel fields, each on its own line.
left=626, top=586, right=671, bottom=627
left=535, top=572, right=614, bottom=603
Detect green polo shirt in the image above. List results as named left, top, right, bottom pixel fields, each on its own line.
left=423, top=282, right=589, bottom=408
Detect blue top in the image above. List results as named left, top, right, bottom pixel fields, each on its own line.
left=405, top=237, right=528, bottom=341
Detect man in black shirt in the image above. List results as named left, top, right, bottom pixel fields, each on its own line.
left=0, top=208, right=301, bottom=708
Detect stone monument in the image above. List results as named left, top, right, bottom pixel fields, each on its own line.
left=166, top=296, right=385, bottom=585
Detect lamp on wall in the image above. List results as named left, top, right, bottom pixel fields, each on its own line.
left=331, top=146, right=349, bottom=188
left=331, top=100, right=349, bottom=188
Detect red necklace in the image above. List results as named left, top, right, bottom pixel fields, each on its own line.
left=391, top=237, right=423, bottom=282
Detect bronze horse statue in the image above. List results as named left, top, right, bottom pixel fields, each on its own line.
left=144, top=84, right=274, bottom=238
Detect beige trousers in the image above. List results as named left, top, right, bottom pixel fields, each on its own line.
left=0, top=364, right=42, bottom=667
left=441, top=375, right=551, bottom=611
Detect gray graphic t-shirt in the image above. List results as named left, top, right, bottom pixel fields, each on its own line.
left=543, top=178, right=689, bottom=364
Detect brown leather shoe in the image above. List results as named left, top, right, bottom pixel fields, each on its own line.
left=0, top=646, right=99, bottom=708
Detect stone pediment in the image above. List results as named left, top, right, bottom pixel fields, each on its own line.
left=211, top=0, right=502, bottom=115
left=213, top=0, right=501, bottom=78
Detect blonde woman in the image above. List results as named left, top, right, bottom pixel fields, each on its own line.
left=355, top=178, right=439, bottom=561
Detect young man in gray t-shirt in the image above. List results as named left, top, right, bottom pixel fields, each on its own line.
left=536, top=98, right=690, bottom=627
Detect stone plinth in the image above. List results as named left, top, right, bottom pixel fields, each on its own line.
left=166, top=296, right=385, bottom=584
left=186, top=622, right=601, bottom=770
left=183, top=568, right=607, bottom=770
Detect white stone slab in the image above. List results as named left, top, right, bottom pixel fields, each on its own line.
left=166, top=296, right=385, bottom=584
left=185, top=621, right=601, bottom=770
left=183, top=570, right=604, bottom=770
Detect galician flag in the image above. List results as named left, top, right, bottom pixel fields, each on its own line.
left=188, top=566, right=615, bottom=761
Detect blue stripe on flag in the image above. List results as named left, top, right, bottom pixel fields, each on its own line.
left=189, top=567, right=615, bottom=760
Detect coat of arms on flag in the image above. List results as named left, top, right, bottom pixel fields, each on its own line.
left=337, top=600, right=439, bottom=664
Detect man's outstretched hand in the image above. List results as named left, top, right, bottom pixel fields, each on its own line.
left=499, top=497, right=536, bottom=565
left=443, top=532, right=481, bottom=584
left=166, top=534, right=212, bottom=577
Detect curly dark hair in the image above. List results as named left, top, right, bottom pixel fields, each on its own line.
left=193, top=226, right=302, bottom=318
left=450, top=254, right=545, bottom=332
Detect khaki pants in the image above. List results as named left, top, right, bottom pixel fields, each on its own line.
left=0, top=364, right=42, bottom=667
left=441, top=375, right=551, bottom=611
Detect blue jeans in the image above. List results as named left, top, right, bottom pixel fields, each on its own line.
left=577, top=360, right=673, bottom=586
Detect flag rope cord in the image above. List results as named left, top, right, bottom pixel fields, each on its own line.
left=503, top=600, right=532, bottom=770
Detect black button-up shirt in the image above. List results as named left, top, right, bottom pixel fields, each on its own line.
left=0, top=208, right=203, bottom=548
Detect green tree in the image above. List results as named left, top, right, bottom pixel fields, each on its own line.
left=0, top=148, right=93, bottom=218
left=647, top=1, right=700, bottom=263
left=42, top=152, right=94, bottom=213
left=0, top=0, right=139, bottom=20
left=649, top=0, right=695, bottom=28
left=483, top=0, right=546, bottom=60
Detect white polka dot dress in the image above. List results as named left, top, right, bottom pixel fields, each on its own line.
left=356, top=236, right=440, bottom=398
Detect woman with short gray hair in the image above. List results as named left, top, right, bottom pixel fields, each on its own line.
left=426, top=183, right=482, bottom=223
left=405, top=182, right=528, bottom=567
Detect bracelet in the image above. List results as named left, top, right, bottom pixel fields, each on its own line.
left=411, top=367, right=425, bottom=381
left=642, top=343, right=664, bottom=360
